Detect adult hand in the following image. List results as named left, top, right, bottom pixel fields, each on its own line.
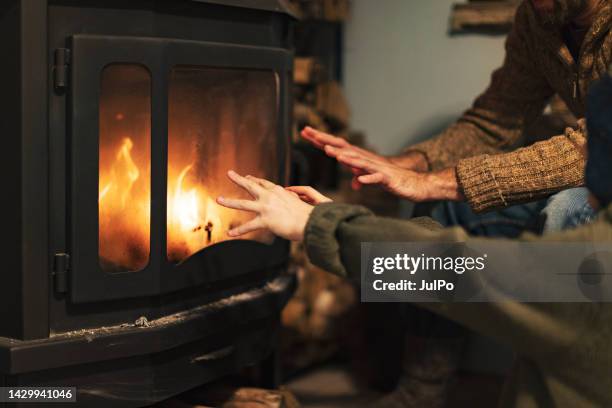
left=300, top=127, right=430, bottom=189
left=285, top=186, right=333, bottom=205
left=301, top=126, right=390, bottom=165
left=216, top=171, right=313, bottom=242
left=336, top=154, right=464, bottom=202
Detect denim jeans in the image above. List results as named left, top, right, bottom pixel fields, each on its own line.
left=432, top=198, right=546, bottom=238
left=541, top=187, right=598, bottom=233
left=432, top=187, right=596, bottom=237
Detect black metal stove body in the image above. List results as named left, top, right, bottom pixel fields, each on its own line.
left=0, top=0, right=295, bottom=406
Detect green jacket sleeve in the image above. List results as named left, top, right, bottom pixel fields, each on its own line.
left=304, top=202, right=612, bottom=360
left=304, top=203, right=470, bottom=280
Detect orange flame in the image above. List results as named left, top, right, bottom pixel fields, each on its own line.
left=99, top=137, right=150, bottom=271
left=99, top=136, right=236, bottom=269
left=166, top=163, right=226, bottom=259
left=98, top=67, right=278, bottom=271
left=173, top=164, right=201, bottom=230
left=99, top=138, right=140, bottom=205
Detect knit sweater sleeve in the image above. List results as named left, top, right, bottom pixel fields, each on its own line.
left=456, top=121, right=587, bottom=212
left=406, top=2, right=554, bottom=170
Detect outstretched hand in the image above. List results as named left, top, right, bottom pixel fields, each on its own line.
left=216, top=171, right=316, bottom=242
left=301, top=127, right=390, bottom=190
left=285, top=186, right=333, bottom=205
left=301, top=126, right=390, bottom=164
left=334, top=154, right=463, bottom=202
left=335, top=153, right=432, bottom=201
left=300, top=126, right=430, bottom=191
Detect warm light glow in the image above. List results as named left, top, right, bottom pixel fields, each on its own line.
left=164, top=66, right=279, bottom=263
left=99, top=138, right=140, bottom=206
left=99, top=64, right=152, bottom=272
left=99, top=136, right=151, bottom=272
left=99, top=134, right=267, bottom=268
left=100, top=136, right=233, bottom=267
left=98, top=64, right=279, bottom=270
left=173, top=164, right=200, bottom=230
left=166, top=163, right=228, bottom=259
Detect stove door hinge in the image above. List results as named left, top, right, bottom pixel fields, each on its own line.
left=53, top=48, right=71, bottom=90
left=52, top=253, right=70, bottom=293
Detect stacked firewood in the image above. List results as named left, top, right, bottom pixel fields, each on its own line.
left=292, top=56, right=350, bottom=141
left=281, top=38, right=358, bottom=373
left=281, top=0, right=407, bottom=373
left=284, top=66, right=355, bottom=371
left=281, top=242, right=357, bottom=373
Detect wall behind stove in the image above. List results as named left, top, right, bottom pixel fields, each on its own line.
left=343, top=0, right=514, bottom=375
left=343, top=0, right=506, bottom=155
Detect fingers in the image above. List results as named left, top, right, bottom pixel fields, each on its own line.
left=285, top=186, right=332, bottom=204
left=323, top=146, right=368, bottom=178
left=337, top=154, right=378, bottom=174
left=294, top=195, right=316, bottom=205
left=226, top=170, right=264, bottom=198
left=351, top=176, right=363, bottom=191
left=358, top=173, right=386, bottom=185
left=324, top=144, right=361, bottom=159
left=245, top=175, right=277, bottom=190
left=227, top=217, right=265, bottom=237
left=350, top=166, right=366, bottom=176
left=216, top=196, right=259, bottom=212
left=301, top=127, right=347, bottom=149
left=324, top=145, right=342, bottom=158
left=285, top=186, right=318, bottom=196
left=300, top=128, right=325, bottom=149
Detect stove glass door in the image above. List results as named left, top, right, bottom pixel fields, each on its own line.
left=98, top=63, right=152, bottom=273
left=69, top=34, right=291, bottom=303
left=167, top=66, right=278, bottom=263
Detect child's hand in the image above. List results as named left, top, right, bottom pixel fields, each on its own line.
left=285, top=186, right=333, bottom=205
left=216, top=171, right=314, bottom=242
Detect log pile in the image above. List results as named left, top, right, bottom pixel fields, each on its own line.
left=293, top=57, right=350, bottom=140
left=281, top=0, right=405, bottom=373
left=282, top=9, right=357, bottom=371
left=281, top=243, right=357, bottom=373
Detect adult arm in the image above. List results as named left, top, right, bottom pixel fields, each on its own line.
left=404, top=2, right=555, bottom=171
left=405, top=3, right=587, bottom=211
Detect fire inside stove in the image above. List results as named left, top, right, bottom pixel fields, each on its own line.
left=98, top=64, right=279, bottom=271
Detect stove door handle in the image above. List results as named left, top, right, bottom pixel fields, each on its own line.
left=191, top=345, right=235, bottom=364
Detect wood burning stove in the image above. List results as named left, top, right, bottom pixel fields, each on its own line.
left=0, top=0, right=296, bottom=406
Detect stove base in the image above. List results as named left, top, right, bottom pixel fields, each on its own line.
left=0, top=275, right=295, bottom=408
